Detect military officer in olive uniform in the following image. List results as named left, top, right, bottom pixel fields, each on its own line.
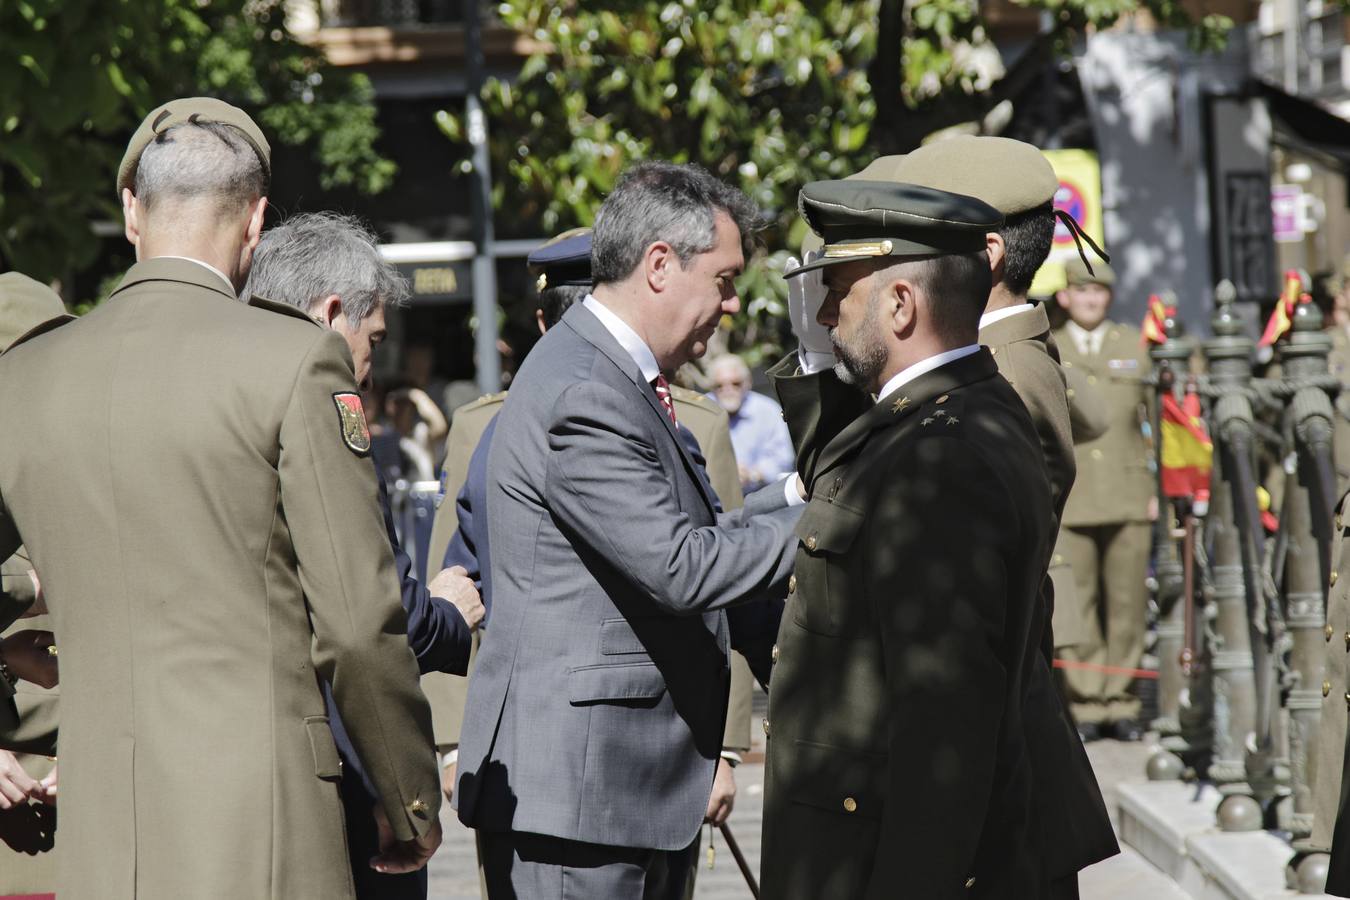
left=764, top=179, right=1053, bottom=898
left=0, top=99, right=441, bottom=899
left=0, top=272, right=71, bottom=899
left=1054, top=258, right=1155, bottom=739
left=878, top=136, right=1117, bottom=894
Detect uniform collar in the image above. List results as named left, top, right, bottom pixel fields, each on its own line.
left=978, top=303, right=1034, bottom=331
left=154, top=256, right=236, bottom=295
left=111, top=257, right=240, bottom=302
left=876, top=344, right=981, bottom=405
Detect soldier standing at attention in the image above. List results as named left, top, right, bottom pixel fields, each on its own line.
left=1053, top=257, right=1155, bottom=741
left=765, top=179, right=1052, bottom=898
left=0, top=98, right=442, bottom=899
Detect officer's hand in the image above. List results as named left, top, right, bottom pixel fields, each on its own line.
left=784, top=253, right=833, bottom=361
left=370, top=803, right=443, bottom=874
left=703, top=759, right=736, bottom=826
left=1, top=630, right=57, bottom=689
left=35, top=763, right=56, bottom=806
left=431, top=566, right=484, bottom=631
left=0, top=750, right=39, bottom=809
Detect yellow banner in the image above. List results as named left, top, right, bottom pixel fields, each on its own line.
left=1029, top=149, right=1105, bottom=297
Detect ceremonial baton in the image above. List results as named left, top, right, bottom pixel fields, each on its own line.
left=718, top=822, right=760, bottom=899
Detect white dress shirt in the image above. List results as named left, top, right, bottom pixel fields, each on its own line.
left=875, top=345, right=981, bottom=405
left=1065, top=320, right=1106, bottom=356
left=583, top=295, right=804, bottom=506
left=978, top=303, right=1034, bottom=331
left=155, top=256, right=236, bottom=295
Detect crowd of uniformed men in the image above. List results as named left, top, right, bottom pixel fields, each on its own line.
left=0, top=94, right=1226, bottom=900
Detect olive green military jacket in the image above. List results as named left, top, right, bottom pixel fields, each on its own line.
left=0, top=258, right=439, bottom=900
left=762, top=349, right=1053, bottom=899
left=422, top=386, right=756, bottom=753
left=1054, top=321, right=1155, bottom=527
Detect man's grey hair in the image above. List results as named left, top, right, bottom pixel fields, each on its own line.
left=243, top=212, right=409, bottom=321
left=591, top=162, right=761, bottom=286
left=709, top=354, right=751, bottom=382
left=134, top=122, right=266, bottom=215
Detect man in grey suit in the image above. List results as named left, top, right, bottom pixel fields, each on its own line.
left=455, top=162, right=800, bottom=899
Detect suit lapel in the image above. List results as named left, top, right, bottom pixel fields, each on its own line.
left=561, top=304, right=718, bottom=514
left=813, top=349, right=1000, bottom=482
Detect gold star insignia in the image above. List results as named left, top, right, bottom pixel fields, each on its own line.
left=891, top=395, right=910, bottom=413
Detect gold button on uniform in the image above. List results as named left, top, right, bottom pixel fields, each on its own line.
left=1328, top=624, right=1336, bottom=642
left=965, top=877, right=977, bottom=889
left=805, top=534, right=818, bottom=551
left=762, top=719, right=770, bottom=736
left=1090, top=449, right=1103, bottom=460
left=788, top=575, right=797, bottom=594
left=410, top=798, right=429, bottom=818
left=1333, top=571, right=1340, bottom=586
left=1325, top=681, right=1333, bottom=697
left=1087, top=374, right=1098, bottom=385
left=936, top=394, right=949, bottom=404
left=843, top=797, right=857, bottom=813
left=771, top=644, right=779, bottom=664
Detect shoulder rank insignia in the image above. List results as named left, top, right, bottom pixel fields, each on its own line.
left=333, top=392, right=371, bottom=455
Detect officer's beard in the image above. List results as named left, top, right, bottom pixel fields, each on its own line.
left=829, top=287, right=888, bottom=391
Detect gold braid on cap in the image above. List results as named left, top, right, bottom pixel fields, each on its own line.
left=536, top=273, right=548, bottom=291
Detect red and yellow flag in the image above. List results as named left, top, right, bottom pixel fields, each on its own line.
left=1160, top=389, right=1212, bottom=499
left=1258, top=270, right=1304, bottom=347
left=1141, top=295, right=1175, bottom=346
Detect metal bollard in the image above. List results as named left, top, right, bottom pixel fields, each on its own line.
left=1203, top=285, right=1264, bottom=831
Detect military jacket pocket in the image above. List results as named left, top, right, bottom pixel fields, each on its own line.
left=304, top=715, right=343, bottom=781
left=785, top=739, right=887, bottom=821
left=791, top=499, right=866, bottom=636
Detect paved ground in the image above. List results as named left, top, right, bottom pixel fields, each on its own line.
left=428, top=688, right=1182, bottom=898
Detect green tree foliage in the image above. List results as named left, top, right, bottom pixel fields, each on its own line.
left=441, top=0, right=1230, bottom=365
left=0, top=0, right=394, bottom=286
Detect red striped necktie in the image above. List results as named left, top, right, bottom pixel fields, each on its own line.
left=652, top=374, right=678, bottom=427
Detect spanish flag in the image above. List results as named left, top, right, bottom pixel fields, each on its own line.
left=1160, top=389, right=1212, bottom=499
left=1258, top=270, right=1304, bottom=347
left=1141, top=295, right=1171, bottom=346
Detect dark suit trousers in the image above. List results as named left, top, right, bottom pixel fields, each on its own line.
left=480, top=830, right=695, bottom=900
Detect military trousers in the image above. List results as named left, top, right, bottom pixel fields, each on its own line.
left=1057, top=521, right=1151, bottom=724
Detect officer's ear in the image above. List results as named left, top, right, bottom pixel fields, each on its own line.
left=316, top=295, right=344, bottom=329
left=985, top=232, right=1006, bottom=286
left=1055, top=289, right=1070, bottom=311
left=645, top=240, right=676, bottom=294
left=122, top=189, right=143, bottom=256
left=884, top=273, right=918, bottom=339
left=243, top=196, right=268, bottom=253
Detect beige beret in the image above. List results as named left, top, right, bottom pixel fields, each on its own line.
left=117, top=97, right=271, bottom=197
left=883, top=136, right=1058, bottom=216
left=0, top=273, right=70, bottom=350
left=849, top=155, right=906, bottom=181
left=1064, top=256, right=1115, bottom=287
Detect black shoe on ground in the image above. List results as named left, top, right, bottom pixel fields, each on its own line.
left=1111, top=719, right=1144, bottom=742
left=1077, top=722, right=1101, bottom=743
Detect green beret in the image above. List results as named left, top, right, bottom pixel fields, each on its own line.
left=1064, top=256, right=1115, bottom=287
left=885, top=136, right=1058, bottom=216
left=117, top=97, right=271, bottom=197
left=788, top=180, right=1002, bottom=278
left=0, top=273, right=71, bottom=350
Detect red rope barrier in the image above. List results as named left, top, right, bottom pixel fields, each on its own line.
left=1052, top=658, right=1160, bottom=680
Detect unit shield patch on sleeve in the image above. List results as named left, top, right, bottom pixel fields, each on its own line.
left=333, top=392, right=372, bottom=455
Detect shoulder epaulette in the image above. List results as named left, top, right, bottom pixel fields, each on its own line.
left=4, top=314, right=76, bottom=353
left=669, top=385, right=712, bottom=405
left=457, top=391, right=509, bottom=416
left=247, top=295, right=321, bottom=327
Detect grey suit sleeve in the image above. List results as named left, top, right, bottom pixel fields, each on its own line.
left=717, top=477, right=792, bottom=529
left=546, top=380, right=798, bottom=616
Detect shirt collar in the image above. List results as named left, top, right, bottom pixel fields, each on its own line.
left=154, top=256, right=236, bottom=295
left=583, top=295, right=662, bottom=383
left=1065, top=319, right=1106, bottom=353
left=978, top=303, right=1035, bottom=330
left=876, top=344, right=981, bottom=404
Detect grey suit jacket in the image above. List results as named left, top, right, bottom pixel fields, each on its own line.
left=455, top=301, right=799, bottom=851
